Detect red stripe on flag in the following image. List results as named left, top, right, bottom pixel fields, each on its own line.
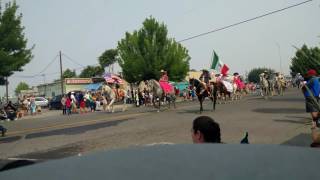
left=221, top=64, right=229, bottom=75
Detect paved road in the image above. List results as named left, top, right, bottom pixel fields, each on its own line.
left=0, top=88, right=312, bottom=168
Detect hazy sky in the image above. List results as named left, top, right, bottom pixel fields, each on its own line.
left=1, top=0, right=319, bottom=96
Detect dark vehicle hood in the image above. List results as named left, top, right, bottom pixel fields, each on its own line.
left=1, top=144, right=320, bottom=179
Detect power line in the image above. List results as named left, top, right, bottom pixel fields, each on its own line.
left=62, top=53, right=85, bottom=68
left=11, top=54, right=59, bottom=78
left=11, top=63, right=101, bottom=79
left=34, top=54, right=59, bottom=76
left=178, top=0, right=313, bottom=43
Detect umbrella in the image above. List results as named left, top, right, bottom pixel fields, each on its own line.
left=1, top=144, right=319, bottom=179
left=104, top=73, right=123, bottom=84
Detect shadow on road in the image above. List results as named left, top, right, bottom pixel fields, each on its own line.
left=270, top=98, right=304, bottom=103
left=273, top=116, right=310, bottom=125
left=281, top=133, right=312, bottom=147
left=0, top=136, right=22, bottom=144
left=252, top=108, right=305, bottom=114
left=177, top=109, right=214, bottom=114
left=18, top=143, right=84, bottom=160
left=25, top=118, right=132, bottom=139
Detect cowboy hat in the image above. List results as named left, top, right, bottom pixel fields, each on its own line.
left=160, top=70, right=165, bottom=73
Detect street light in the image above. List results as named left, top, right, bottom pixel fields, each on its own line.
left=276, top=42, right=282, bottom=74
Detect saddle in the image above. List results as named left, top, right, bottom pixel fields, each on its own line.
left=198, top=83, right=211, bottom=96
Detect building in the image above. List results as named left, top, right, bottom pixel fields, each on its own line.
left=185, top=71, right=202, bottom=81
left=185, top=70, right=218, bottom=82
left=37, top=78, right=94, bottom=98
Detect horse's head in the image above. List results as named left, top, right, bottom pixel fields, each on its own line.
left=189, top=78, right=200, bottom=87
left=147, top=79, right=160, bottom=91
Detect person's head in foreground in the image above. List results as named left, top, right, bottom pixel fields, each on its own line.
left=192, top=116, right=221, bottom=143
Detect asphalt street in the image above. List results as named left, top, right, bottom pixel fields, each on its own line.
left=0, top=88, right=312, bottom=168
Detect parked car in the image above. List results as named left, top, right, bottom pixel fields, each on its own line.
left=34, top=97, right=49, bottom=107
left=49, top=95, right=63, bottom=110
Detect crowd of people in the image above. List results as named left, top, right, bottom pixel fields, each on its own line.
left=59, top=91, right=116, bottom=115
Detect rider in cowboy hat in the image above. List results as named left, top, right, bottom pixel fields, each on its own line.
left=159, top=69, right=172, bottom=96
left=199, top=69, right=211, bottom=95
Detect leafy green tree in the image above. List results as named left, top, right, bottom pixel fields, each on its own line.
left=117, top=17, right=190, bottom=83
left=0, top=2, right=33, bottom=98
left=290, top=44, right=320, bottom=76
left=79, top=66, right=104, bottom=78
left=63, top=68, right=77, bottom=78
left=248, top=68, right=275, bottom=83
left=99, top=49, right=118, bottom=68
left=15, top=82, right=29, bottom=95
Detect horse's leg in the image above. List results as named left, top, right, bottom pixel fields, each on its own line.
left=152, top=96, right=156, bottom=108
left=213, top=87, right=217, bottom=111
left=122, top=98, right=127, bottom=112
left=199, top=96, right=203, bottom=113
left=157, top=97, right=161, bottom=112
left=108, top=98, right=115, bottom=113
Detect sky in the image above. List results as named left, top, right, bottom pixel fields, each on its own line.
left=1, top=0, right=319, bottom=96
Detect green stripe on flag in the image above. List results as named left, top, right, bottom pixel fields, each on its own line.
left=210, top=51, right=219, bottom=69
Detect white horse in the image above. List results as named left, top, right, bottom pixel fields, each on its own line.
left=101, top=84, right=127, bottom=113
left=259, top=73, right=270, bottom=99
left=140, top=79, right=176, bottom=112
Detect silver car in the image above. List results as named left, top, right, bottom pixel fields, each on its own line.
left=34, top=97, right=49, bottom=107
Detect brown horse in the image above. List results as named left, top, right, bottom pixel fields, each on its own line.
left=215, top=81, right=232, bottom=103
left=189, top=78, right=217, bottom=113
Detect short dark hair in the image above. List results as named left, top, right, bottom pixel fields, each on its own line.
left=192, top=116, right=221, bottom=143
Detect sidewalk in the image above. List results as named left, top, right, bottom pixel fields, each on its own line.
left=16, top=104, right=132, bottom=120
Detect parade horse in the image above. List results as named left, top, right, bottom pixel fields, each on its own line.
left=101, top=84, right=127, bottom=113
left=215, top=81, right=231, bottom=103
left=275, top=77, right=286, bottom=96
left=189, top=78, right=217, bottom=113
left=259, top=74, right=272, bottom=99
left=140, top=79, right=176, bottom=112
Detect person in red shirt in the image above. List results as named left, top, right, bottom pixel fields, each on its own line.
left=159, top=70, right=173, bottom=95
left=65, top=97, right=72, bottom=115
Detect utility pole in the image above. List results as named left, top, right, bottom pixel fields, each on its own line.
left=5, top=76, right=8, bottom=103
left=59, top=51, right=64, bottom=95
left=42, top=74, right=46, bottom=97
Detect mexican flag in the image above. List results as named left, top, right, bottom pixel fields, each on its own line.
left=210, top=51, right=229, bottom=75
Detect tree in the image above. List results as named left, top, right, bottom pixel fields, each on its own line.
left=290, top=44, right=320, bottom=76
left=248, top=68, right=275, bottom=83
left=117, top=17, right=190, bottom=83
left=0, top=2, right=33, bottom=100
left=79, top=66, right=104, bottom=78
left=15, top=82, right=29, bottom=95
left=63, top=68, right=77, bottom=78
left=99, top=49, right=118, bottom=69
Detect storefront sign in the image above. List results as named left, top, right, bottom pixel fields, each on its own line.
left=65, top=78, right=92, bottom=84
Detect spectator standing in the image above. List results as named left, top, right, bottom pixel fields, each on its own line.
left=302, top=69, right=320, bottom=128
left=29, top=96, right=36, bottom=116
left=61, top=95, right=67, bottom=115
left=65, top=97, right=72, bottom=115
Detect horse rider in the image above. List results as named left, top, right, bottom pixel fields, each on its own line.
left=263, top=70, right=269, bottom=80
left=199, top=69, right=211, bottom=95
left=233, top=72, right=241, bottom=88
left=276, top=72, right=285, bottom=86
left=115, top=83, right=121, bottom=101
left=159, top=70, right=172, bottom=96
